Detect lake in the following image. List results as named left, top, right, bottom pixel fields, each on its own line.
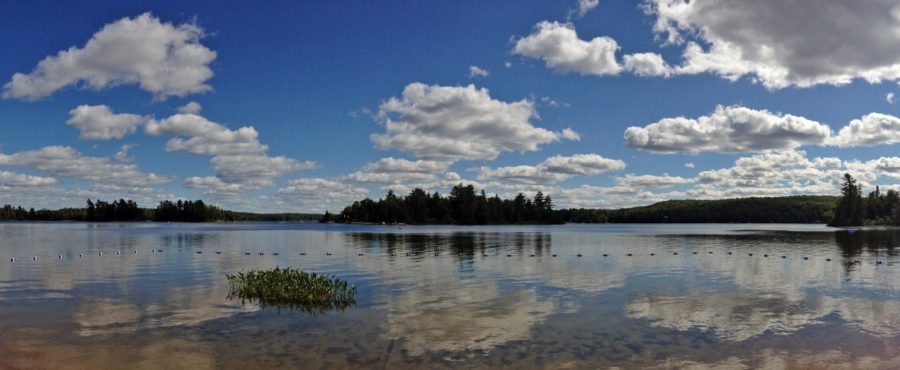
left=0, top=222, right=898, bottom=369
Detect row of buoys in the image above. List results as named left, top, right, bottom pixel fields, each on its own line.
left=7, top=250, right=894, bottom=266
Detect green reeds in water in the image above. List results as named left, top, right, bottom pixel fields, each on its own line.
left=226, top=267, right=356, bottom=314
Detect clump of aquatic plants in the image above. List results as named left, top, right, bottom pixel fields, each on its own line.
left=226, top=267, right=356, bottom=314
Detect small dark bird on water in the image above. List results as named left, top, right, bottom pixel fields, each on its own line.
left=627, top=253, right=633, bottom=256
left=693, top=252, right=698, bottom=255
left=602, top=254, right=608, bottom=257
left=9, top=257, right=14, bottom=262
left=826, top=258, right=831, bottom=261
left=782, top=256, right=786, bottom=259
left=58, top=255, right=62, bottom=259
left=877, top=261, right=883, bottom=265
left=708, top=251, right=713, bottom=254
left=326, top=252, right=332, bottom=256
left=727, top=252, right=732, bottom=255
left=803, top=257, right=809, bottom=260
left=157, top=249, right=162, bottom=252
left=530, top=254, right=535, bottom=257
left=300, top=252, right=306, bottom=256
left=406, top=252, right=410, bottom=256
left=674, top=252, right=678, bottom=255
left=433, top=252, right=439, bottom=256
left=358, top=253, right=363, bottom=256
left=650, top=253, right=654, bottom=256
left=552, top=254, right=557, bottom=257
left=196, top=251, right=202, bottom=254
left=245, top=252, right=251, bottom=256
left=273, top=252, right=279, bottom=256
left=577, top=253, right=582, bottom=257
left=216, top=251, right=221, bottom=254
left=763, top=254, right=767, bottom=257
left=259, top=252, right=264, bottom=256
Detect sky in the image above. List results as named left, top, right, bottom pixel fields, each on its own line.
left=1, top=0, right=900, bottom=213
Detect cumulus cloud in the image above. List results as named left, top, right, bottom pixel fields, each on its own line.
left=623, top=52, right=672, bottom=77
left=277, top=178, right=370, bottom=213
left=616, top=173, right=692, bottom=188
left=0, top=171, right=57, bottom=187
left=177, top=101, right=203, bottom=114
left=0, top=146, right=171, bottom=187
left=575, top=0, right=600, bottom=17
left=468, top=65, right=489, bottom=78
left=66, top=105, right=148, bottom=140
left=624, top=105, right=832, bottom=153
left=210, top=155, right=317, bottom=188
left=345, top=157, right=449, bottom=184
left=3, top=13, right=216, bottom=100
left=145, top=111, right=315, bottom=189
left=372, top=83, right=569, bottom=162
left=645, top=0, right=900, bottom=89
left=475, top=154, right=625, bottom=185
left=684, top=162, right=695, bottom=168
left=689, top=150, right=851, bottom=198
left=513, top=21, right=621, bottom=77
left=888, top=93, right=896, bottom=104
left=831, top=113, right=900, bottom=147
left=560, top=128, right=581, bottom=141
left=146, top=113, right=268, bottom=156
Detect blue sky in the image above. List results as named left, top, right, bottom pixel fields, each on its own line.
left=1, top=0, right=900, bottom=212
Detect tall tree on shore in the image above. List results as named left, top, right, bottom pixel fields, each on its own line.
left=830, top=173, right=864, bottom=226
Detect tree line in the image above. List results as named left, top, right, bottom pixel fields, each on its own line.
left=336, top=184, right=562, bottom=225
left=0, top=199, right=318, bottom=222
left=560, top=196, right=838, bottom=223
left=830, top=173, right=900, bottom=226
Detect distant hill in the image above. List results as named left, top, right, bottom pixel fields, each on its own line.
left=560, top=196, right=838, bottom=224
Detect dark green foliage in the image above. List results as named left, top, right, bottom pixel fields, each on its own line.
left=560, top=196, right=838, bottom=223
left=0, top=199, right=317, bottom=222
left=830, top=173, right=865, bottom=226
left=226, top=267, right=356, bottom=314
left=339, top=184, right=562, bottom=225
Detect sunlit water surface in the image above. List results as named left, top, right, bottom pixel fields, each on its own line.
left=1, top=223, right=898, bottom=369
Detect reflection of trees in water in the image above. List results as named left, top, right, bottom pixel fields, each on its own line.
left=344, top=232, right=552, bottom=260
left=834, top=229, right=900, bottom=257
left=159, top=233, right=218, bottom=250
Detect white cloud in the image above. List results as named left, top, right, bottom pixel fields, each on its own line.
left=575, top=0, right=600, bottom=17
left=616, top=173, right=692, bottom=188
left=144, top=110, right=316, bottom=189
left=66, top=105, right=148, bottom=140
left=0, top=146, right=171, bottom=187
left=645, top=0, right=900, bottom=89
left=831, top=113, right=900, bottom=147
left=513, top=21, right=621, bottom=77
left=3, top=13, right=216, bottom=100
left=689, top=150, right=852, bottom=198
left=345, top=157, right=449, bottom=184
left=623, top=52, right=672, bottom=77
left=0, top=171, right=57, bottom=187
left=277, top=178, right=370, bottom=213
left=114, top=144, right=136, bottom=162
left=625, top=105, right=832, bottom=153
left=468, top=65, right=489, bottom=78
left=177, top=101, right=203, bottom=114
left=887, top=93, right=896, bottom=104
left=560, top=128, right=581, bottom=141
left=146, top=113, right=268, bottom=156
left=684, top=162, right=695, bottom=168
left=475, top=154, right=625, bottom=185
left=210, top=155, right=317, bottom=188
left=372, top=83, right=568, bottom=162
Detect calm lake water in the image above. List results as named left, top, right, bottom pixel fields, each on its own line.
left=1, top=222, right=898, bottom=369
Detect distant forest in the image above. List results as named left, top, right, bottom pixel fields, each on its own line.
left=0, top=199, right=317, bottom=222
left=338, top=175, right=900, bottom=226
left=335, top=184, right=561, bottom=225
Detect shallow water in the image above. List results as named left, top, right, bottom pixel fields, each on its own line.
left=1, top=222, right=898, bottom=369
